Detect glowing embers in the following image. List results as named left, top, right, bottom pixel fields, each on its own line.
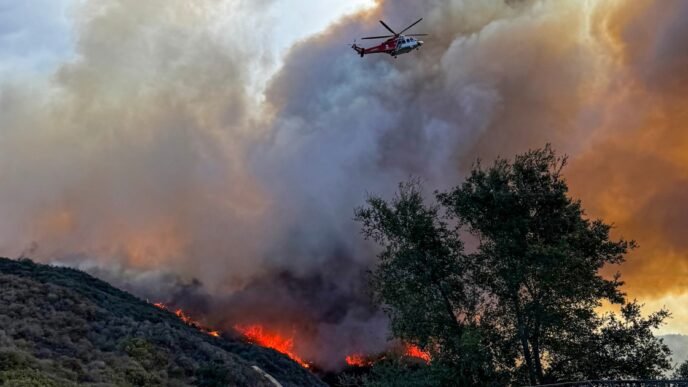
left=153, top=302, right=220, bottom=337
left=234, top=324, right=311, bottom=368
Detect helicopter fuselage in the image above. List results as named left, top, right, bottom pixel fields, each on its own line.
left=353, top=35, right=424, bottom=58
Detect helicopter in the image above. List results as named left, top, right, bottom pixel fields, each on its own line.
left=352, top=18, right=428, bottom=58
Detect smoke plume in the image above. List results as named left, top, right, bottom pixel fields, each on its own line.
left=1, top=0, right=687, bottom=368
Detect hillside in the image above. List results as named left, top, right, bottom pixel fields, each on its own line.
left=0, top=257, right=325, bottom=387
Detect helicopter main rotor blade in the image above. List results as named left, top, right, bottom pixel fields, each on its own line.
left=379, top=20, right=398, bottom=35
left=361, top=35, right=395, bottom=40
left=399, top=18, right=423, bottom=35
left=405, top=34, right=428, bottom=37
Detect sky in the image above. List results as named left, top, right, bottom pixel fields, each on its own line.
left=0, top=0, right=375, bottom=88
left=0, top=0, right=75, bottom=76
left=1, top=0, right=687, bottom=367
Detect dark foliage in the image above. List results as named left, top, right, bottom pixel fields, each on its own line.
left=355, top=146, right=672, bottom=386
left=354, top=180, right=503, bottom=385
left=0, top=257, right=324, bottom=386
left=675, top=360, right=688, bottom=379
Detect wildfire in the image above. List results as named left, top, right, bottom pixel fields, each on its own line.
left=153, top=302, right=429, bottom=370
left=404, top=344, right=431, bottom=363
left=234, top=324, right=310, bottom=368
left=153, top=302, right=220, bottom=337
left=345, top=344, right=430, bottom=368
left=345, top=354, right=373, bottom=367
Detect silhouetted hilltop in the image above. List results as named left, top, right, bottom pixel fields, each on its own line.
left=0, top=257, right=325, bottom=386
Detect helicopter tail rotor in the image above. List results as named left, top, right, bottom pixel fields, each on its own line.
left=351, top=41, right=365, bottom=57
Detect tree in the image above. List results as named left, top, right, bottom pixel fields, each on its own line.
left=674, top=359, right=688, bottom=379
left=357, top=146, right=671, bottom=385
left=543, top=301, right=671, bottom=380
left=355, top=181, right=499, bottom=385
left=436, top=146, right=653, bottom=384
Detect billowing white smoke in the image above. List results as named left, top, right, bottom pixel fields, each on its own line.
left=2, top=0, right=687, bottom=369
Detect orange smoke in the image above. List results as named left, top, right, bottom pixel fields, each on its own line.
left=234, top=324, right=310, bottom=368
left=153, top=302, right=220, bottom=337
left=561, top=0, right=688, bottom=322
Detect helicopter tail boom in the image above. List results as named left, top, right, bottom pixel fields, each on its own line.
left=352, top=43, right=365, bottom=57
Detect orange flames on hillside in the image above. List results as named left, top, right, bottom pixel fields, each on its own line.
left=344, top=344, right=431, bottom=367
left=234, top=324, right=311, bottom=368
left=153, top=302, right=220, bottom=337
left=345, top=344, right=431, bottom=367
left=152, top=302, right=431, bottom=370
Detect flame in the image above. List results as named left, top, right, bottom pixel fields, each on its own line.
left=404, top=344, right=431, bottom=363
left=154, top=302, right=426, bottom=369
left=345, top=354, right=372, bottom=367
left=234, top=324, right=310, bottom=368
left=153, top=302, right=220, bottom=337
left=345, top=343, right=430, bottom=368
left=173, top=308, right=194, bottom=325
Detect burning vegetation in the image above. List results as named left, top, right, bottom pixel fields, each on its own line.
left=403, top=345, right=431, bottom=363
left=153, top=303, right=315, bottom=368
left=345, top=354, right=372, bottom=368
left=232, top=323, right=432, bottom=371
left=345, top=344, right=431, bottom=367
left=152, top=302, right=220, bottom=337
left=153, top=302, right=431, bottom=372
left=0, top=257, right=324, bottom=387
left=234, top=324, right=311, bottom=369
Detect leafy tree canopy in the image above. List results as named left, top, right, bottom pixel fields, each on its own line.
left=356, top=146, right=671, bottom=386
